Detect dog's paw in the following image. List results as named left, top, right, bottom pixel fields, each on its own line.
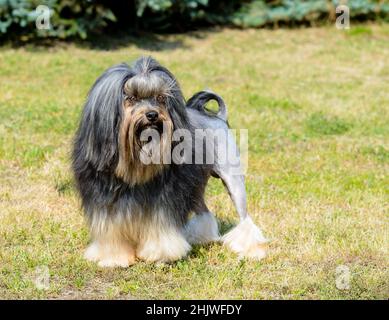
left=97, top=255, right=136, bottom=268
left=137, top=231, right=191, bottom=263
left=84, top=242, right=101, bottom=262
left=222, top=216, right=268, bottom=260
left=233, top=242, right=268, bottom=260
left=84, top=242, right=136, bottom=268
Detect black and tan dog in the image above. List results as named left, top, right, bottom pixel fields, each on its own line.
left=72, top=56, right=267, bottom=267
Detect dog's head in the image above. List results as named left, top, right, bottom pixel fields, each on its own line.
left=73, top=57, right=189, bottom=185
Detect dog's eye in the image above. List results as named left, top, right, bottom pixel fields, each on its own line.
left=156, top=95, right=166, bottom=104
left=126, top=95, right=137, bottom=105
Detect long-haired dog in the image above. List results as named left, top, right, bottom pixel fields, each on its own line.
left=72, top=56, right=268, bottom=267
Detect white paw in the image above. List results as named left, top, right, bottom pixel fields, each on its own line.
left=137, top=231, right=191, bottom=263
left=84, top=242, right=101, bottom=262
left=84, top=242, right=135, bottom=268
left=97, top=256, right=134, bottom=268
left=222, top=216, right=268, bottom=260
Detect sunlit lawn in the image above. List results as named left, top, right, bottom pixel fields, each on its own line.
left=0, top=24, right=388, bottom=299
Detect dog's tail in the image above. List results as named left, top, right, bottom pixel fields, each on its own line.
left=186, top=90, right=227, bottom=121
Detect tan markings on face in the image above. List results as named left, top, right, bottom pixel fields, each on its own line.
left=116, top=76, right=173, bottom=186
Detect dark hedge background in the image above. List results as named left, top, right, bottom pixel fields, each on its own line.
left=1, top=0, right=388, bottom=40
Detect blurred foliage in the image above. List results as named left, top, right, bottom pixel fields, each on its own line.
left=0, top=0, right=388, bottom=41
left=232, top=0, right=389, bottom=28
left=0, top=0, right=115, bottom=40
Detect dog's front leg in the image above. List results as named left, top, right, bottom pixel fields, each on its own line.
left=136, top=211, right=191, bottom=263
left=217, top=170, right=268, bottom=260
left=84, top=214, right=136, bottom=268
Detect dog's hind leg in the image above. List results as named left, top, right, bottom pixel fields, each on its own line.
left=215, top=167, right=268, bottom=260
left=185, top=202, right=220, bottom=245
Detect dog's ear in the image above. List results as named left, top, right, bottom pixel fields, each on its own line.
left=73, top=63, right=132, bottom=172
left=165, top=85, right=189, bottom=130
left=186, top=90, right=227, bottom=121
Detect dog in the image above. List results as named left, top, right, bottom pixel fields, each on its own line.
left=72, top=56, right=268, bottom=267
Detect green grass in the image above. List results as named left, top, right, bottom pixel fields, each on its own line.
left=0, top=24, right=388, bottom=299
left=305, top=112, right=352, bottom=136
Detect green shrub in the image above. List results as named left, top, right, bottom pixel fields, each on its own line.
left=232, top=0, right=389, bottom=28
left=0, top=0, right=388, bottom=41
left=0, top=0, right=115, bottom=40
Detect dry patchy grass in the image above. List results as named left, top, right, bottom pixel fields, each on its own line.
left=0, top=24, right=388, bottom=299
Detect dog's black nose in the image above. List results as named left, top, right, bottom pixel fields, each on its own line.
left=146, top=111, right=159, bottom=122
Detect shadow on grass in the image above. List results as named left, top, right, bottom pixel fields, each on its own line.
left=219, top=217, right=236, bottom=235
left=2, top=28, right=223, bottom=52
left=81, top=31, right=188, bottom=51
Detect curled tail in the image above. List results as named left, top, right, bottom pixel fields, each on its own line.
left=186, top=90, right=227, bottom=121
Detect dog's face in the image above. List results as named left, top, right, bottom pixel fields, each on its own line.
left=115, top=67, right=178, bottom=185
left=122, top=72, right=173, bottom=142
left=74, top=57, right=189, bottom=186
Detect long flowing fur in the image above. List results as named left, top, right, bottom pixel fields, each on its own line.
left=73, top=56, right=268, bottom=266
left=72, top=57, right=210, bottom=265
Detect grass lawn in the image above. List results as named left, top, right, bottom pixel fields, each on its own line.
left=0, top=24, right=388, bottom=300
